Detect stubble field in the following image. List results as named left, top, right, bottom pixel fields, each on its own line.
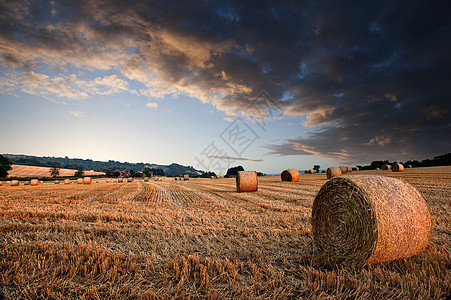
left=0, top=167, right=450, bottom=299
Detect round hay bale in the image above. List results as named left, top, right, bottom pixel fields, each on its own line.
left=381, top=164, right=391, bottom=170
left=407, top=165, right=412, bottom=168
left=64, top=179, right=70, bottom=184
left=339, top=166, right=348, bottom=174
left=184, top=175, right=189, bottom=181
left=391, top=163, right=404, bottom=172
left=144, top=177, right=149, bottom=182
left=352, top=167, right=359, bottom=171
left=127, top=178, right=132, bottom=182
left=312, top=175, right=432, bottom=268
left=77, top=178, right=83, bottom=184
left=281, top=168, right=300, bottom=182
left=347, top=167, right=353, bottom=173
left=24, top=181, right=30, bottom=186
left=55, top=180, right=59, bottom=184
left=118, top=178, right=123, bottom=183
left=236, top=171, right=258, bottom=192
left=30, top=179, right=39, bottom=186
left=327, top=167, right=342, bottom=179
left=83, top=177, right=92, bottom=184
left=10, top=180, right=20, bottom=186
left=0, top=181, right=2, bottom=186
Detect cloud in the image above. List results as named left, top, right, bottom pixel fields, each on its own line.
left=146, top=102, right=158, bottom=109
left=0, top=0, right=450, bottom=163
left=69, top=111, right=84, bottom=118
left=206, top=156, right=263, bottom=162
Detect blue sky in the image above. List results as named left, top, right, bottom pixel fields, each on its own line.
left=0, top=1, right=449, bottom=174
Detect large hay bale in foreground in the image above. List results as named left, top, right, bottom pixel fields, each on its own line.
left=10, top=180, right=19, bottom=186
left=327, top=167, right=342, bottom=179
left=83, top=177, right=92, bottom=184
left=236, top=171, right=258, bottom=192
left=391, top=163, right=404, bottom=172
left=339, top=166, right=348, bottom=174
left=281, top=168, right=300, bottom=182
left=312, top=175, right=432, bottom=268
left=381, top=164, right=391, bottom=170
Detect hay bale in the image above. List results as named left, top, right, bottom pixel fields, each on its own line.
left=118, top=178, right=123, bottom=183
left=64, top=179, right=70, bottom=184
left=339, top=166, right=348, bottom=174
left=236, top=171, right=258, bottom=192
left=0, top=181, right=2, bottom=186
left=407, top=165, right=412, bottom=168
left=281, top=168, right=300, bottom=182
left=83, top=177, right=92, bottom=184
left=312, top=175, right=432, bottom=267
left=77, top=178, right=83, bottom=184
left=352, top=167, right=359, bottom=171
left=327, top=167, right=342, bottom=179
left=127, top=178, right=132, bottom=182
left=55, top=180, right=59, bottom=184
left=347, top=167, right=353, bottom=173
left=391, top=163, right=404, bottom=172
left=30, top=179, right=39, bottom=186
left=381, top=164, right=391, bottom=170
left=184, top=175, right=189, bottom=181
left=24, top=181, right=30, bottom=186
left=10, top=180, right=20, bottom=186
left=144, top=177, right=149, bottom=182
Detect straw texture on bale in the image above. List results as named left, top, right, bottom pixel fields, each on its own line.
left=0, top=181, right=2, bottom=186
left=64, top=179, right=70, bottom=184
left=30, top=179, right=39, bottom=186
left=327, top=167, right=342, bottom=179
left=339, top=166, right=348, bottom=174
left=312, top=175, right=432, bottom=268
left=10, top=180, right=19, bottom=186
left=236, top=171, right=258, bottom=192
left=83, top=177, right=92, bottom=184
left=381, top=164, right=391, bottom=170
left=391, top=163, right=404, bottom=172
left=281, top=168, right=300, bottom=182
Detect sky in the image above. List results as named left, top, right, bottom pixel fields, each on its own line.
left=0, top=0, right=450, bottom=175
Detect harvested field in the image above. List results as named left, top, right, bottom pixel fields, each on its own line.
left=7, top=164, right=105, bottom=178
left=0, top=167, right=450, bottom=299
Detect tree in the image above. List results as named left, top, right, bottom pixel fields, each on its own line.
left=74, top=168, right=84, bottom=177
left=0, top=154, right=12, bottom=178
left=226, top=166, right=244, bottom=177
left=49, top=162, right=60, bottom=177
left=313, top=165, right=320, bottom=173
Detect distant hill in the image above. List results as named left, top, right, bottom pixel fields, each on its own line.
left=7, top=164, right=105, bottom=178
left=3, top=154, right=203, bottom=177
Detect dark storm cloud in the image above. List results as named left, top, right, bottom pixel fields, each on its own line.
left=0, top=0, right=450, bottom=163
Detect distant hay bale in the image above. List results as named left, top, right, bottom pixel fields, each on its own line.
left=407, top=165, right=412, bottom=168
left=127, top=178, right=132, bottom=182
left=305, top=169, right=315, bottom=174
left=175, top=177, right=178, bottom=181
left=347, top=167, right=353, bottom=173
left=55, top=180, right=59, bottom=184
left=77, top=178, right=83, bottom=184
left=327, top=167, right=342, bottom=179
left=391, top=163, right=404, bottom=172
left=312, top=175, right=432, bottom=268
left=30, top=179, right=39, bottom=186
left=83, top=177, right=92, bottom=184
left=184, top=175, right=189, bottom=181
left=40, top=181, right=43, bottom=184
left=144, top=177, right=149, bottom=182
left=236, top=171, right=258, bottom=192
left=339, top=166, right=348, bottom=174
left=64, top=179, right=70, bottom=184
left=118, top=178, right=123, bottom=183
left=281, top=168, right=300, bottom=182
left=10, top=180, right=20, bottom=186
left=352, top=167, right=359, bottom=171
left=0, top=181, right=2, bottom=186
left=211, top=176, right=215, bottom=179
left=381, top=164, right=391, bottom=170
left=24, top=181, right=30, bottom=186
